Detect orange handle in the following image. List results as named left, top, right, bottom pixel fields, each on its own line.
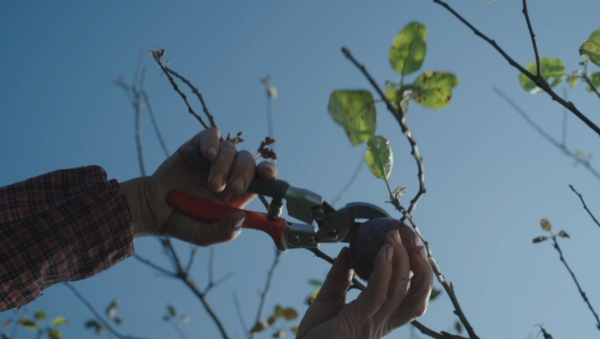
left=167, top=191, right=287, bottom=250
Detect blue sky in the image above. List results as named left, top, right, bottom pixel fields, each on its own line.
left=2, top=0, right=600, bottom=338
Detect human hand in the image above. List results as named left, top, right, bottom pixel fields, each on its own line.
left=123, top=127, right=277, bottom=246
left=296, top=230, right=433, bottom=339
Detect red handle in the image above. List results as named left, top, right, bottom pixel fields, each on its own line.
left=167, top=191, right=287, bottom=250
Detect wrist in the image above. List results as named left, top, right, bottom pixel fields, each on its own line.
left=118, top=177, right=153, bottom=238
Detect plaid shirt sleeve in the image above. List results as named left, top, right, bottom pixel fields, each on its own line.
left=0, top=166, right=134, bottom=312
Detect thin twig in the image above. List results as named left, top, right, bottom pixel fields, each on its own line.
left=583, top=76, right=600, bottom=102
left=171, top=322, right=189, bottom=339
left=181, top=279, right=231, bottom=339
left=493, top=87, right=600, bottom=181
left=569, top=185, right=600, bottom=229
left=522, top=0, right=541, bottom=78
left=150, top=50, right=209, bottom=129
left=166, top=68, right=218, bottom=129
left=341, top=48, right=426, bottom=218
left=185, top=246, right=200, bottom=274
left=562, top=88, right=568, bottom=147
left=433, top=0, right=600, bottom=138
left=331, top=155, right=365, bottom=208
left=64, top=283, right=150, bottom=339
left=250, top=249, right=284, bottom=339
left=10, top=305, right=28, bottom=338
left=133, top=254, right=175, bottom=277
left=141, top=90, right=170, bottom=158
left=550, top=236, right=600, bottom=330
left=232, top=291, right=249, bottom=335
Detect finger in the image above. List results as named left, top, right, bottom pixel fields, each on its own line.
left=208, top=141, right=236, bottom=192
left=315, top=247, right=353, bottom=304
left=198, top=127, right=221, bottom=161
left=256, top=161, right=278, bottom=180
left=354, top=238, right=394, bottom=318
left=227, top=150, right=256, bottom=195
left=375, top=230, right=411, bottom=321
left=388, top=246, right=433, bottom=329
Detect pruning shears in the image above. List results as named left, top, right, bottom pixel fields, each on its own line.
left=166, top=147, right=390, bottom=250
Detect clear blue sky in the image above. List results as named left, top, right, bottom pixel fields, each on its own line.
left=2, top=0, right=600, bottom=338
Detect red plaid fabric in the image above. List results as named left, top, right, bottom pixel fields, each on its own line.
left=0, top=166, right=134, bottom=311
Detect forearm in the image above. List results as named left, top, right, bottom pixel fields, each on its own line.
left=0, top=166, right=135, bottom=311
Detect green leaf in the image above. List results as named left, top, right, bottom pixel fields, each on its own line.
left=580, top=28, right=600, bottom=67
left=568, top=72, right=580, bottom=89
left=455, top=320, right=463, bottom=334
left=267, top=315, right=277, bottom=326
left=34, top=310, right=46, bottom=322
left=519, top=58, right=565, bottom=93
left=586, top=73, right=600, bottom=93
left=429, top=288, right=442, bottom=301
left=2, top=320, right=12, bottom=329
left=306, top=290, right=320, bottom=305
left=328, top=90, right=377, bottom=146
left=48, top=330, right=62, bottom=339
left=291, top=325, right=299, bottom=334
left=251, top=322, right=269, bottom=333
left=84, top=320, right=100, bottom=330
left=106, top=300, right=121, bottom=318
left=282, top=308, right=298, bottom=321
left=389, top=22, right=427, bottom=75
left=533, top=236, right=548, bottom=244
left=412, top=71, right=460, bottom=109
left=385, top=82, right=400, bottom=103
left=50, top=317, right=68, bottom=327
left=113, top=316, right=123, bottom=325
left=274, top=305, right=284, bottom=318
left=308, top=279, right=323, bottom=286
left=167, top=305, right=176, bottom=317
left=273, top=330, right=288, bottom=338
left=365, top=136, right=394, bottom=180
left=17, top=319, right=37, bottom=331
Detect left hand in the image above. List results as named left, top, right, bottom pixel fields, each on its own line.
left=296, top=230, right=433, bottom=339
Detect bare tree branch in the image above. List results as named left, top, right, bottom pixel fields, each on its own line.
left=570, top=185, right=600, bottom=229
left=250, top=249, right=284, bottom=339
left=185, top=245, right=200, bottom=274
left=64, top=283, right=151, bottom=339
left=141, top=89, right=170, bottom=158
left=492, top=87, right=600, bottom=181
left=537, top=325, right=553, bottom=339
left=132, top=254, right=175, bottom=277
left=432, top=0, right=600, bottom=138
left=150, top=49, right=209, bottom=129
left=550, top=235, right=600, bottom=330
left=492, top=87, right=600, bottom=179
left=522, top=0, right=541, bottom=78
left=331, top=155, right=365, bottom=208
left=166, top=68, right=218, bottom=129
left=340, top=47, right=479, bottom=339
left=232, top=291, right=249, bottom=335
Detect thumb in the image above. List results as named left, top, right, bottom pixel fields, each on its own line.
left=199, top=209, right=246, bottom=246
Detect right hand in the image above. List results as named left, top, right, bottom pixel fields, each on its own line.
left=296, top=230, right=433, bottom=339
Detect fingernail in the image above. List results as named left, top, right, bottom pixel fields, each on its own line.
left=385, top=245, right=394, bottom=262
left=210, top=174, right=223, bottom=190
left=230, top=177, right=245, bottom=195
left=232, top=216, right=246, bottom=229
left=417, top=247, right=428, bottom=262
left=207, top=147, right=217, bottom=160
left=392, top=230, right=402, bottom=245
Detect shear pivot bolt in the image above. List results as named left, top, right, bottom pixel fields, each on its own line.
left=291, top=235, right=300, bottom=244
left=307, top=237, right=316, bottom=245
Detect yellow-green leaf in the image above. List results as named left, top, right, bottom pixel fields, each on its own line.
left=586, top=73, right=600, bottom=93
left=307, top=290, right=320, bottom=305
left=540, top=218, right=552, bottom=232
left=580, top=28, right=600, bottom=67
left=365, top=136, right=393, bottom=180
left=166, top=304, right=176, bottom=317
left=282, top=308, right=298, bottom=321
left=251, top=322, right=269, bottom=333
left=273, top=330, right=287, bottom=338
left=48, top=330, right=62, bottom=339
left=50, top=317, right=68, bottom=327
left=385, top=82, right=400, bottom=103
left=17, top=319, right=37, bottom=331
left=291, top=325, right=299, bottom=334
left=519, top=58, right=565, bottom=93
left=429, top=288, right=442, bottom=301
left=568, top=72, right=580, bottom=89
left=412, top=71, right=460, bottom=109
left=389, top=22, right=427, bottom=75
left=308, top=279, right=323, bottom=286
left=267, top=315, right=277, bottom=326
left=275, top=305, right=284, bottom=318
left=2, top=320, right=12, bottom=329
left=106, top=300, right=121, bottom=318
left=34, top=310, right=46, bottom=322
left=328, top=90, right=377, bottom=146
